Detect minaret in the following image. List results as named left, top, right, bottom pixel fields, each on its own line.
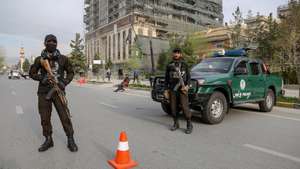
left=19, top=47, right=25, bottom=72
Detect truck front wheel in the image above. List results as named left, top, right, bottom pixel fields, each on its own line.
left=202, top=92, right=228, bottom=124
left=259, top=89, right=275, bottom=112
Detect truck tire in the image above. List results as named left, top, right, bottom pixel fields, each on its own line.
left=202, top=92, right=228, bottom=124
left=259, top=89, right=275, bottom=112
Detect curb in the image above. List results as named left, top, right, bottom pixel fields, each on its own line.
left=87, top=80, right=112, bottom=85
left=128, top=87, right=151, bottom=91
left=276, top=102, right=300, bottom=109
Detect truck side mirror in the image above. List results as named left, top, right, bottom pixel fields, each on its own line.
left=234, top=67, right=247, bottom=75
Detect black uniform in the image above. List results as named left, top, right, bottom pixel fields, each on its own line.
left=29, top=34, right=78, bottom=152
left=165, top=58, right=193, bottom=133
left=29, top=53, right=74, bottom=137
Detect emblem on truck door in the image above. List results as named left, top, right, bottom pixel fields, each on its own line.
left=240, top=79, right=246, bottom=90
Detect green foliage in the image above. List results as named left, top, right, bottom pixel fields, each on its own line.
left=231, top=6, right=245, bottom=48
left=126, top=43, right=144, bottom=71
left=105, top=57, right=112, bottom=69
left=157, top=51, right=171, bottom=71
left=253, top=13, right=280, bottom=61
left=0, top=56, right=4, bottom=69
left=158, top=32, right=208, bottom=70
left=69, top=33, right=86, bottom=74
left=22, top=58, right=30, bottom=73
left=273, top=2, right=300, bottom=84
left=278, top=96, right=300, bottom=104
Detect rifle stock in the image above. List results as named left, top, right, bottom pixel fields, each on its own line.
left=173, top=68, right=188, bottom=95
left=40, top=58, right=71, bottom=118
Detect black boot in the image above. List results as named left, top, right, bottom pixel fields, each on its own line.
left=170, top=120, right=180, bottom=131
left=185, top=120, right=193, bottom=134
left=67, top=136, right=78, bottom=152
left=38, top=136, right=53, bottom=152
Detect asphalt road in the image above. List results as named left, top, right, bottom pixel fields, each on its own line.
left=0, top=76, right=300, bottom=169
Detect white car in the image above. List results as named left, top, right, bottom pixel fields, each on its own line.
left=8, top=70, right=20, bottom=79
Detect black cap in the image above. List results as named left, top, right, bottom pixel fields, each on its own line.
left=173, top=48, right=182, bottom=53
left=44, top=34, right=57, bottom=43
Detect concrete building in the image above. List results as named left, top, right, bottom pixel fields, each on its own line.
left=277, top=0, right=299, bottom=19
left=84, top=0, right=223, bottom=71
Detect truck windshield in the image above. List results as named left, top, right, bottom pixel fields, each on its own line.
left=192, top=58, right=234, bottom=73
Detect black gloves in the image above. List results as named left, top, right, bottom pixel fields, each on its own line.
left=41, top=75, right=49, bottom=85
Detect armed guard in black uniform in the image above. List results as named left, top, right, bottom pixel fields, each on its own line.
left=164, top=48, right=193, bottom=134
left=29, top=34, right=78, bottom=152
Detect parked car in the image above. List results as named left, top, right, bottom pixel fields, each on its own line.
left=151, top=49, right=284, bottom=124
left=8, top=70, right=21, bottom=79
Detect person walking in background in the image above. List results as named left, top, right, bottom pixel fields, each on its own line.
left=133, top=69, right=139, bottom=84
left=106, top=68, right=111, bottom=81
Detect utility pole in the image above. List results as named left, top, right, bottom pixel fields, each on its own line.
left=149, top=1, right=156, bottom=74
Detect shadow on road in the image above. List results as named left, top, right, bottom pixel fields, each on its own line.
left=93, top=141, right=114, bottom=159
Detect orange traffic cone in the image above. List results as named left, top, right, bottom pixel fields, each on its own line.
left=108, top=131, right=138, bottom=169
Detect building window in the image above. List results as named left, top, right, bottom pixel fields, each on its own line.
left=148, top=29, right=153, bottom=37
left=108, top=36, right=111, bottom=59
left=128, top=28, right=132, bottom=57
left=113, top=34, right=116, bottom=60
left=138, top=28, right=143, bottom=35
left=123, top=31, right=126, bottom=60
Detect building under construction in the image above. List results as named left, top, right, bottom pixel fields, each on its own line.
left=84, top=0, right=223, bottom=71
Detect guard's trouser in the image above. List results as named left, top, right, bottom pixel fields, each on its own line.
left=169, top=91, right=192, bottom=121
left=38, top=93, right=74, bottom=137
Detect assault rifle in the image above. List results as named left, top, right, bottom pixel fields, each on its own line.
left=173, top=67, right=188, bottom=95
left=40, top=57, right=71, bottom=118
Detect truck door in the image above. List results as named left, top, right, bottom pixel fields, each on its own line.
left=248, top=62, right=265, bottom=100
left=232, top=60, right=251, bottom=103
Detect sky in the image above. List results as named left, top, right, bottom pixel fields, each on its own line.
left=0, top=0, right=288, bottom=65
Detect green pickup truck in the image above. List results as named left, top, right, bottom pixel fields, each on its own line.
left=151, top=49, right=284, bottom=124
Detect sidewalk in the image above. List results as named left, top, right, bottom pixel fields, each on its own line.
left=284, top=88, right=299, bottom=98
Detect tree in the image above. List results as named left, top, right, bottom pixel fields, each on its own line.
left=126, top=43, right=144, bottom=71
left=275, top=1, right=300, bottom=84
left=231, top=6, right=245, bottom=48
left=69, top=33, right=86, bottom=74
left=105, top=57, right=112, bottom=69
left=0, top=56, right=4, bottom=70
left=0, top=47, right=5, bottom=69
left=157, top=51, right=170, bottom=71
left=246, top=10, right=254, bottom=19
left=164, top=32, right=208, bottom=69
left=253, top=13, right=280, bottom=62
left=22, top=58, right=30, bottom=73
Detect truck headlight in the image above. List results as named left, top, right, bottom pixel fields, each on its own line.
left=197, top=79, right=205, bottom=85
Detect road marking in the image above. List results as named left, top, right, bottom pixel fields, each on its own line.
left=16, top=105, right=24, bottom=115
left=11, top=91, right=16, bottom=96
left=99, top=102, right=118, bottom=109
left=121, top=92, right=149, bottom=98
left=252, top=112, right=300, bottom=122
left=244, top=144, right=300, bottom=163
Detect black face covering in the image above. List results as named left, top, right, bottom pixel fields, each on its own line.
left=45, top=43, right=57, bottom=53
left=44, top=34, right=57, bottom=53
